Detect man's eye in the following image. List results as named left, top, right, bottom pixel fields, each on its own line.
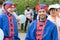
left=43, top=11, right=45, bottom=12
left=39, top=11, right=41, bottom=13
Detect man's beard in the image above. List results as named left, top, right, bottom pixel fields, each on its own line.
left=39, top=14, right=47, bottom=21
left=40, top=14, right=46, bottom=18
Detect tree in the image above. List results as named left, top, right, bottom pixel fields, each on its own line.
left=43, top=0, right=46, bottom=2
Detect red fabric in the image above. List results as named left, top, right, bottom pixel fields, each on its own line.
left=35, top=4, right=40, bottom=11
left=4, top=37, right=12, bottom=40
left=8, top=16, right=14, bottom=37
left=4, top=38, right=9, bottom=40
left=44, top=6, right=48, bottom=12
left=5, top=4, right=12, bottom=10
left=36, top=20, right=47, bottom=40
left=4, top=13, right=15, bottom=40
left=5, top=4, right=17, bottom=10
left=35, top=4, right=48, bottom=12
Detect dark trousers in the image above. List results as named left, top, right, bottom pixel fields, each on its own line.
left=21, top=24, right=24, bottom=30
left=24, top=18, right=32, bottom=31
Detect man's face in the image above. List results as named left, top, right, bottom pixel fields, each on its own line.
left=27, top=7, right=30, bottom=10
left=7, top=5, right=16, bottom=13
left=50, top=9, right=56, bottom=17
left=38, top=9, right=47, bottom=19
left=27, top=7, right=30, bottom=11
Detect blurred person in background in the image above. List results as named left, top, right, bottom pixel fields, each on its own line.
left=24, top=6, right=33, bottom=31
left=32, top=7, right=37, bottom=20
left=0, top=0, right=5, bottom=14
left=47, top=4, right=57, bottom=24
left=54, top=4, right=60, bottom=40
left=48, top=4, right=60, bottom=40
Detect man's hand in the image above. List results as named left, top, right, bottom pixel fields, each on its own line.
left=28, top=18, right=32, bottom=21
left=17, top=19, right=20, bottom=22
left=16, top=17, right=20, bottom=22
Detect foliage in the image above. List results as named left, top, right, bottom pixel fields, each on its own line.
left=11, top=0, right=60, bottom=15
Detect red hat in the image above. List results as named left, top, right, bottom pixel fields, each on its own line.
left=3, top=1, right=17, bottom=10
left=5, top=4, right=17, bottom=10
left=36, top=4, right=48, bottom=12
